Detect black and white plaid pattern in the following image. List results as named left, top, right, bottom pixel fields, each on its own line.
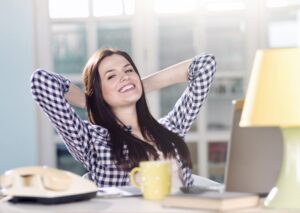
left=30, top=54, right=216, bottom=187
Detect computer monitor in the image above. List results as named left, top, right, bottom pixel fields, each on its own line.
left=224, top=100, right=283, bottom=196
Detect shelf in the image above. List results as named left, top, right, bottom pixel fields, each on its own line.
left=185, top=132, right=201, bottom=142
left=63, top=74, right=82, bottom=82
left=214, top=71, right=244, bottom=78
left=208, top=94, right=243, bottom=100
left=207, top=130, right=230, bottom=142
left=208, top=162, right=226, bottom=168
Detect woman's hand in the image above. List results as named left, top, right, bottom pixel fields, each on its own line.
left=142, top=59, right=192, bottom=93
left=64, top=83, right=86, bottom=109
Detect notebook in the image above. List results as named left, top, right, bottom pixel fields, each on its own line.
left=224, top=100, right=283, bottom=197
left=163, top=191, right=259, bottom=210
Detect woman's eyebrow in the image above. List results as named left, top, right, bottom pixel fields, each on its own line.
left=124, top=64, right=131, bottom=68
left=104, top=69, right=115, bottom=76
left=104, top=64, right=132, bottom=75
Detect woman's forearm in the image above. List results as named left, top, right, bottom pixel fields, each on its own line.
left=142, top=59, right=192, bottom=93
left=64, top=83, right=86, bottom=109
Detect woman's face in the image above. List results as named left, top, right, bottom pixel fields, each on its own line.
left=98, top=54, right=142, bottom=110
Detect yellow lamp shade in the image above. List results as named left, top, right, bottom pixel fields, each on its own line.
left=240, top=48, right=300, bottom=127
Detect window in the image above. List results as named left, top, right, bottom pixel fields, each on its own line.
left=93, top=0, right=134, bottom=16
left=49, top=0, right=89, bottom=18
left=36, top=0, right=300, bottom=180
left=47, top=0, right=135, bottom=173
left=97, top=20, right=132, bottom=54
left=49, top=0, right=134, bottom=76
left=205, top=0, right=245, bottom=11
left=52, top=24, right=87, bottom=74
left=265, top=1, right=300, bottom=47
left=158, top=16, right=195, bottom=117
left=154, top=0, right=197, bottom=14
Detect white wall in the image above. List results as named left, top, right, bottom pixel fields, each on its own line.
left=0, top=0, right=37, bottom=173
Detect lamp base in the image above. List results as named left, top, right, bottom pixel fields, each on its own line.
left=264, top=127, right=300, bottom=209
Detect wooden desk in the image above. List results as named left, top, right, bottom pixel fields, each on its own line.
left=0, top=197, right=298, bottom=213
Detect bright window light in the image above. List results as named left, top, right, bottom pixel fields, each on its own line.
left=49, top=0, right=89, bottom=18
left=93, top=0, right=123, bottom=16
left=266, top=0, right=289, bottom=7
left=124, top=0, right=135, bottom=15
left=266, top=0, right=300, bottom=8
left=206, top=1, right=245, bottom=11
left=268, top=21, right=298, bottom=47
left=154, top=0, right=196, bottom=14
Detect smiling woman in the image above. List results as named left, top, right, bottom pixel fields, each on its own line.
left=30, top=48, right=216, bottom=191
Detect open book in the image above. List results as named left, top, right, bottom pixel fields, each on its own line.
left=163, top=191, right=259, bottom=211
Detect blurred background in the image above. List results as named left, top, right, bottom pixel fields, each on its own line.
left=0, top=0, right=299, bottom=183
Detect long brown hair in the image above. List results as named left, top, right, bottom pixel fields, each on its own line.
left=83, top=48, right=192, bottom=171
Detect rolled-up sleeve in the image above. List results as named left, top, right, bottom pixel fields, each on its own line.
left=159, top=54, right=216, bottom=138
left=30, top=69, right=108, bottom=168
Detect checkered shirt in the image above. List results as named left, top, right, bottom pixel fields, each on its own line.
left=30, top=54, right=216, bottom=187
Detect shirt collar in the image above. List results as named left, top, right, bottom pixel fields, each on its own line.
left=122, top=125, right=132, bottom=132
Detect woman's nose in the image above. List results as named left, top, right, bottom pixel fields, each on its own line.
left=120, top=73, right=129, bottom=82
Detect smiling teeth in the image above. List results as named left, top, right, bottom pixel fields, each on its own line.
left=120, top=84, right=134, bottom=93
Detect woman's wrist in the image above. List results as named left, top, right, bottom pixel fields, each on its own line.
left=142, top=59, right=191, bottom=93
left=142, top=78, right=149, bottom=93
left=64, top=83, right=86, bottom=109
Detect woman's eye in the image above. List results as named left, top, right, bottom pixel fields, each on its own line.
left=125, top=69, right=133, bottom=73
left=107, top=75, right=115, bottom=80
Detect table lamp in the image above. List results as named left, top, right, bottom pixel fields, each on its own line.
left=240, top=48, right=300, bottom=209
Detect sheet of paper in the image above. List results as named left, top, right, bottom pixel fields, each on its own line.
left=191, top=175, right=224, bottom=192
left=97, top=186, right=142, bottom=198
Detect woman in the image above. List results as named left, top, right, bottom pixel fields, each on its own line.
left=31, top=48, right=216, bottom=189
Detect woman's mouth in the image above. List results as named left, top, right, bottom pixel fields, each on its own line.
left=119, top=84, right=135, bottom=93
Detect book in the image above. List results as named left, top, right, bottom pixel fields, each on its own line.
left=162, top=191, right=259, bottom=211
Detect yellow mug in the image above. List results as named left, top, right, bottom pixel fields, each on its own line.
left=130, top=160, right=171, bottom=200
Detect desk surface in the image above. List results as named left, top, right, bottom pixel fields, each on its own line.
left=0, top=197, right=298, bottom=213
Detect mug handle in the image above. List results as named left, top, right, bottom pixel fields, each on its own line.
left=129, top=167, right=141, bottom=189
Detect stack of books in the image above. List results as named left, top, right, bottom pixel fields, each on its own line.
left=163, top=191, right=259, bottom=211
